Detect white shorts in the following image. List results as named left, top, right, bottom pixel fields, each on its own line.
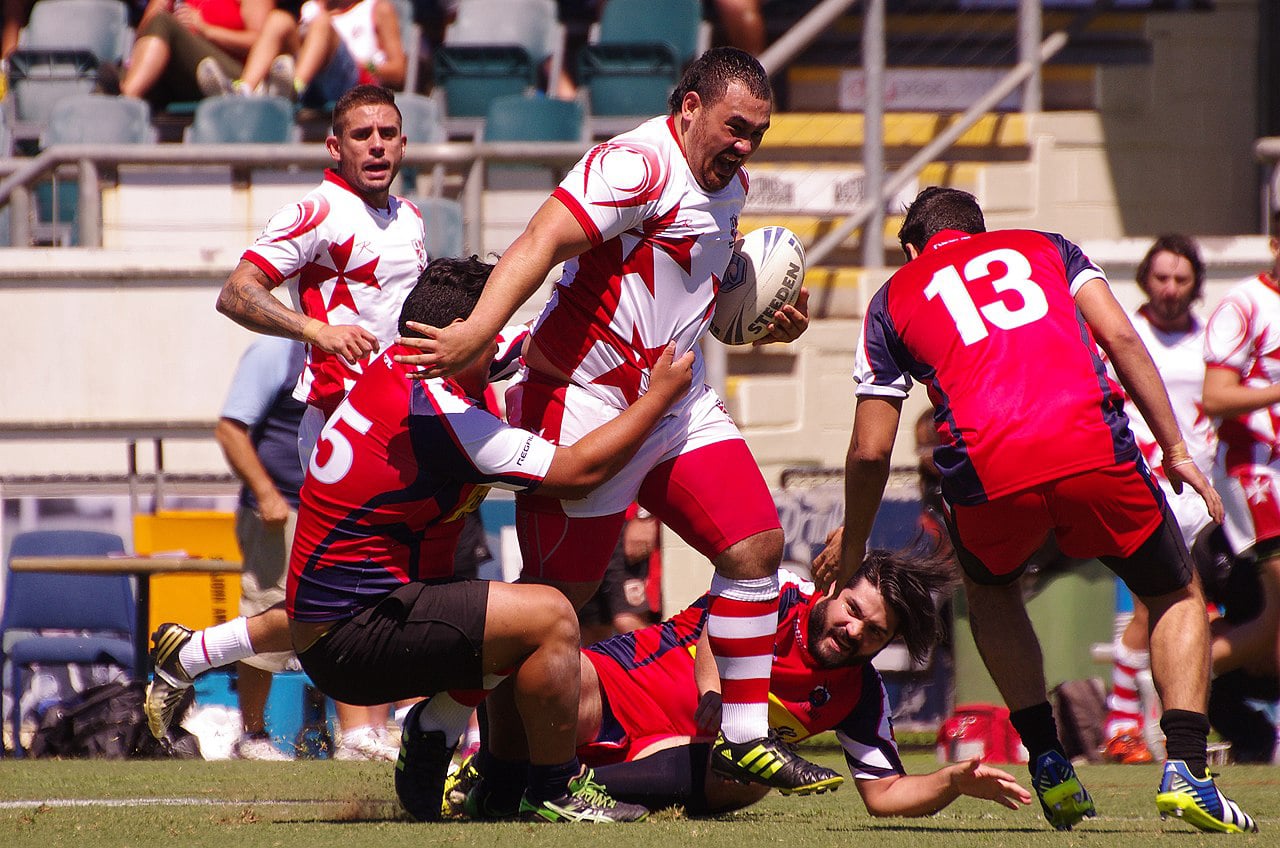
left=506, top=376, right=742, bottom=518
left=1215, top=460, right=1280, bottom=557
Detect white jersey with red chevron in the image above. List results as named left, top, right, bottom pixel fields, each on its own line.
left=1204, top=273, right=1280, bottom=466
left=532, top=115, right=748, bottom=411
left=243, top=169, right=428, bottom=416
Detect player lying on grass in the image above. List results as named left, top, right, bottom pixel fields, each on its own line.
left=445, top=547, right=1032, bottom=818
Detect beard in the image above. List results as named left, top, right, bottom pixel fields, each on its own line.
left=806, top=598, right=865, bottom=669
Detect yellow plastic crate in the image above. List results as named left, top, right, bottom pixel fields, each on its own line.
left=133, top=511, right=242, bottom=633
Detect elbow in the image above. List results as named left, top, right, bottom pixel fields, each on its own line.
left=1199, top=395, right=1228, bottom=418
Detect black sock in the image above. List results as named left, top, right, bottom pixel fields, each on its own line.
left=591, top=743, right=712, bottom=813
left=1009, top=701, right=1065, bottom=764
left=526, top=757, right=581, bottom=804
left=1161, top=709, right=1210, bottom=776
left=474, top=746, right=528, bottom=808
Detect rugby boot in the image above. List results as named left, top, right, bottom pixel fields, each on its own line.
left=144, top=623, right=195, bottom=741
left=519, top=767, right=648, bottom=823
left=710, top=732, right=844, bottom=795
left=1156, top=759, right=1257, bottom=833
left=394, top=700, right=456, bottom=822
left=1030, top=749, right=1096, bottom=830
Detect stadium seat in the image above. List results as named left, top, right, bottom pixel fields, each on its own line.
left=4, top=49, right=101, bottom=148
left=185, top=95, right=299, bottom=143
left=578, top=0, right=709, bottom=134
left=33, top=95, right=155, bottom=246
left=414, top=195, right=465, bottom=259
left=482, top=93, right=585, bottom=189
left=396, top=91, right=446, bottom=194
left=0, top=530, right=132, bottom=758
left=18, top=0, right=132, bottom=63
left=432, top=0, right=564, bottom=124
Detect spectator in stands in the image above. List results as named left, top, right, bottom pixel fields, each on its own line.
left=711, top=0, right=765, bottom=56
left=197, top=0, right=406, bottom=106
left=1, top=0, right=32, bottom=58
left=118, top=0, right=275, bottom=107
left=212, top=336, right=308, bottom=761
left=1100, top=234, right=1215, bottom=764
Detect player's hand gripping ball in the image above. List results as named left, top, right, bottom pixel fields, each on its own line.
left=710, top=226, right=805, bottom=345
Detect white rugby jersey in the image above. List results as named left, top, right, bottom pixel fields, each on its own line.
left=243, top=169, right=428, bottom=416
left=1204, top=273, right=1280, bottom=464
left=531, top=115, right=748, bottom=411
left=1123, top=307, right=1217, bottom=477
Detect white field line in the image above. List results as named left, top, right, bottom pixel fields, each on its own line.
left=0, top=798, right=339, bottom=809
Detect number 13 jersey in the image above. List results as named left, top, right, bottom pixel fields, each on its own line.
left=854, top=228, right=1137, bottom=505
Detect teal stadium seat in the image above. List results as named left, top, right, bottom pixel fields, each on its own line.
left=19, top=0, right=132, bottom=62
left=396, top=92, right=446, bottom=193
left=33, top=95, right=155, bottom=246
left=185, top=95, right=299, bottom=143
left=482, top=93, right=584, bottom=189
left=432, top=0, right=564, bottom=122
left=577, top=0, right=709, bottom=132
left=415, top=196, right=465, bottom=259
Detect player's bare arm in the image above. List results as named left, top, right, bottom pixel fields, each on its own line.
left=214, top=418, right=290, bottom=526
left=752, top=286, right=810, bottom=346
left=538, top=342, right=695, bottom=498
left=818, top=396, right=900, bottom=594
left=395, top=198, right=593, bottom=378
left=855, top=759, right=1031, bottom=817
left=1202, top=367, right=1280, bottom=420
left=1076, top=277, right=1223, bottom=521
left=216, top=259, right=377, bottom=365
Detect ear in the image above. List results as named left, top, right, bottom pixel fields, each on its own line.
left=325, top=134, right=341, bottom=162
left=904, top=244, right=920, bottom=261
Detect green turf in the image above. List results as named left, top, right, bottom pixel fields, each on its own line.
left=1, top=750, right=1273, bottom=848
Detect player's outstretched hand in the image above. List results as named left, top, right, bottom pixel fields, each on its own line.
left=949, top=759, right=1032, bottom=810
left=1163, top=456, right=1225, bottom=525
left=313, top=322, right=378, bottom=365
left=812, top=525, right=856, bottom=595
left=753, top=286, right=810, bottom=346
left=394, top=319, right=491, bottom=379
left=647, top=341, right=695, bottom=404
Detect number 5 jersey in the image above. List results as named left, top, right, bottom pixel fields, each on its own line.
left=854, top=228, right=1138, bottom=505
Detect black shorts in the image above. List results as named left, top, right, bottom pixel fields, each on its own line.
left=297, top=579, right=489, bottom=705
left=578, top=537, right=651, bottom=628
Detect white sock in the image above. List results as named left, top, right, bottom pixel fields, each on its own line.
left=178, top=617, right=254, bottom=676
left=415, top=673, right=508, bottom=743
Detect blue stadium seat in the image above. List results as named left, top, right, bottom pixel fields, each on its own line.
left=185, top=96, right=299, bottom=144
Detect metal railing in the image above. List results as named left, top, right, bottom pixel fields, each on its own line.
left=0, top=140, right=592, bottom=249
left=1253, top=136, right=1280, bottom=232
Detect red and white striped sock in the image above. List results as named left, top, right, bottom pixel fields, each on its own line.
left=1105, top=640, right=1149, bottom=739
left=706, top=573, right=780, bottom=744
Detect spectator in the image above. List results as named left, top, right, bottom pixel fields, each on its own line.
left=197, top=0, right=406, bottom=106
left=119, top=0, right=275, bottom=107
left=1100, top=234, right=1214, bottom=763
left=826, top=186, right=1254, bottom=834
left=710, top=0, right=765, bottom=55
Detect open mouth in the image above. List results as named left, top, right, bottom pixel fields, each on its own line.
left=364, top=161, right=391, bottom=178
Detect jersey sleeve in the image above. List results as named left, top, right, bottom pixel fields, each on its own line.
left=416, top=389, right=556, bottom=492
left=1037, top=231, right=1107, bottom=296
left=489, top=323, right=530, bottom=383
left=1204, top=290, right=1255, bottom=374
left=220, top=337, right=298, bottom=427
left=853, top=284, right=913, bottom=399
left=835, top=665, right=905, bottom=780
left=242, top=194, right=329, bottom=285
left=551, top=140, right=666, bottom=246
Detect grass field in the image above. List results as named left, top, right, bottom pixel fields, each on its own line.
left=1, top=747, right=1274, bottom=848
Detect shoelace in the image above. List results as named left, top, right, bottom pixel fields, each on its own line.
left=570, top=772, right=617, bottom=808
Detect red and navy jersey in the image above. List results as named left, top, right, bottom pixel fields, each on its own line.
left=854, top=229, right=1137, bottom=505
left=585, top=572, right=903, bottom=779
left=287, top=345, right=556, bottom=622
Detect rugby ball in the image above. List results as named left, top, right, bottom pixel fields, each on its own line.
left=710, top=226, right=805, bottom=345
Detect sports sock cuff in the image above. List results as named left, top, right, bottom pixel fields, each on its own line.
left=1112, top=641, right=1150, bottom=669
left=709, top=573, right=780, bottom=602
left=183, top=616, right=253, bottom=672
left=1009, top=701, right=1063, bottom=762
left=526, top=758, right=580, bottom=804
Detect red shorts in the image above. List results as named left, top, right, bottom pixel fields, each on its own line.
left=946, top=459, right=1166, bottom=583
